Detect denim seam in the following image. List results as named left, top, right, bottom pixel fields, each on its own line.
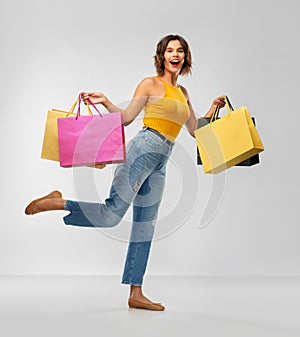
left=126, top=242, right=140, bottom=284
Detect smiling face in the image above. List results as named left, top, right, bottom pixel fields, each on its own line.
left=154, top=35, right=192, bottom=76
left=163, top=40, right=185, bottom=75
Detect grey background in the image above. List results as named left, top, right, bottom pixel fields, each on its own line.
left=0, top=0, right=299, bottom=276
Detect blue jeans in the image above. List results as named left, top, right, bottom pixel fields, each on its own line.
left=63, top=128, right=174, bottom=286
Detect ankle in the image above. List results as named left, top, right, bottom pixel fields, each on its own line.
left=130, top=285, right=143, bottom=298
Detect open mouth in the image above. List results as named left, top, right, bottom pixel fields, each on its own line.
left=170, top=60, right=180, bottom=66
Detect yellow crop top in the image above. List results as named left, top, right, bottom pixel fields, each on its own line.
left=143, top=76, right=190, bottom=141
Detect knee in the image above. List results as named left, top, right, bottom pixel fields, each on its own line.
left=104, top=214, right=122, bottom=228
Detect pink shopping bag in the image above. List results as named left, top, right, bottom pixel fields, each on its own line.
left=57, top=95, right=126, bottom=167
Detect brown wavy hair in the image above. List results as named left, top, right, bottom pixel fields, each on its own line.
left=154, top=34, right=192, bottom=76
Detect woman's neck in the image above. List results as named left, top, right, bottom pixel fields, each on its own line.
left=159, top=73, right=179, bottom=87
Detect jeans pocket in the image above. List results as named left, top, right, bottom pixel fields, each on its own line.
left=143, top=135, right=163, bottom=149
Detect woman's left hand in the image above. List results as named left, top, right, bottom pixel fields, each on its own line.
left=212, top=96, right=226, bottom=109
left=204, top=96, right=226, bottom=118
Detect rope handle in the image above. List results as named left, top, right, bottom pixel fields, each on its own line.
left=77, top=93, right=103, bottom=119
left=66, top=95, right=93, bottom=117
left=210, top=95, right=234, bottom=124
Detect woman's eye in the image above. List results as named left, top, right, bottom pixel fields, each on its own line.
left=166, top=49, right=184, bottom=53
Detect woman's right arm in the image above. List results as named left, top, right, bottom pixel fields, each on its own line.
left=82, top=78, right=153, bottom=126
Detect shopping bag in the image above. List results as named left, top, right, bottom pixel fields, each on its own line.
left=196, top=116, right=260, bottom=167
left=194, top=96, right=264, bottom=174
left=57, top=96, right=126, bottom=167
left=41, top=96, right=91, bottom=162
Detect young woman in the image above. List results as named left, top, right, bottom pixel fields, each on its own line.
left=25, top=34, right=225, bottom=311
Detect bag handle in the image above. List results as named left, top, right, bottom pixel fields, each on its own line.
left=76, top=93, right=103, bottom=119
left=86, top=97, right=103, bottom=117
left=67, top=95, right=93, bottom=117
left=210, top=106, right=220, bottom=123
left=210, top=95, right=234, bottom=124
left=225, top=95, right=234, bottom=111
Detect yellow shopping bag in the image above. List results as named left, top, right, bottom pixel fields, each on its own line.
left=41, top=95, right=94, bottom=162
left=195, top=96, right=264, bottom=174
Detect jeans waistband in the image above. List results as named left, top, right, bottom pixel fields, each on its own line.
left=143, top=127, right=174, bottom=146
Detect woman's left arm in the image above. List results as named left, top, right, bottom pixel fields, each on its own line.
left=185, top=104, right=198, bottom=138
left=181, top=87, right=226, bottom=138
left=180, top=86, right=198, bottom=138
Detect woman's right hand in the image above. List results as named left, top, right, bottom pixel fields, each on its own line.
left=81, top=92, right=108, bottom=106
